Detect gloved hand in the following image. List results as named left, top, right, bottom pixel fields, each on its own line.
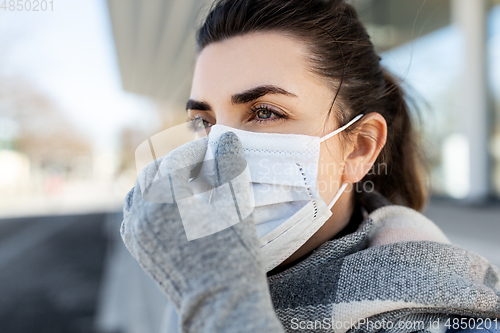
left=120, top=132, right=285, bottom=333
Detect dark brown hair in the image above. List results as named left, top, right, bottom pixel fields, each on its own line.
left=196, top=0, right=427, bottom=211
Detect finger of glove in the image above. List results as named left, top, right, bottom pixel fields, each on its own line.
left=179, top=132, right=250, bottom=240
left=215, top=132, right=255, bottom=220
left=142, top=137, right=208, bottom=203
left=162, top=137, right=208, bottom=175
left=214, top=132, right=247, bottom=185
left=215, top=133, right=262, bottom=265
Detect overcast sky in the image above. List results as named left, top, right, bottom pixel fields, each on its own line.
left=0, top=0, right=161, bottom=153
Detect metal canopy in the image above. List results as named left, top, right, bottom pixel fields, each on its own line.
left=105, top=0, right=490, bottom=106
left=106, top=0, right=212, bottom=106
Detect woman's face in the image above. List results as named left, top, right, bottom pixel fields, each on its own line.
left=188, top=32, right=348, bottom=205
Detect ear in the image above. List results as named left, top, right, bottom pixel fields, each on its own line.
left=342, top=112, right=387, bottom=184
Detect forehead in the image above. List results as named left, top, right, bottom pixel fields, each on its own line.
left=190, top=32, right=315, bottom=99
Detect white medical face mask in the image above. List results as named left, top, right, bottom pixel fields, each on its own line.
left=205, top=114, right=364, bottom=272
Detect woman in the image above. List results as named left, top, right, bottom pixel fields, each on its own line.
left=121, top=0, right=500, bottom=332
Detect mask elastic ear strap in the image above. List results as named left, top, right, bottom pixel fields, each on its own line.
left=327, top=182, right=348, bottom=210
left=319, top=114, right=364, bottom=143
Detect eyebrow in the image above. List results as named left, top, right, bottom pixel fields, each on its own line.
left=185, top=85, right=298, bottom=111
left=185, top=100, right=211, bottom=111
left=231, top=85, right=298, bottom=104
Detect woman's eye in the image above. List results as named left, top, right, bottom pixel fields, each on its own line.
left=192, top=117, right=213, bottom=130
left=256, top=108, right=276, bottom=119
left=250, top=105, right=285, bottom=123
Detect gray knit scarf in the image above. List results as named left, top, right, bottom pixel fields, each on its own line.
left=267, top=205, right=500, bottom=333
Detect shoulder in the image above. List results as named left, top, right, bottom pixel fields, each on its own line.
left=366, top=205, right=452, bottom=248
left=356, top=190, right=452, bottom=248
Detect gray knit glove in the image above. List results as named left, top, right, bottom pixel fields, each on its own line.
left=120, top=132, right=285, bottom=333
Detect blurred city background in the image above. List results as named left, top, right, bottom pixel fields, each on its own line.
left=0, top=0, right=499, bottom=332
